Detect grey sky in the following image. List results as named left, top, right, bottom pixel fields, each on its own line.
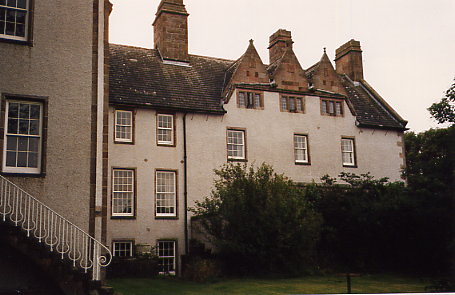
left=109, top=0, right=455, bottom=132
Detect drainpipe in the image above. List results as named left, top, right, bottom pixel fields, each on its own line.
left=183, top=113, right=189, bottom=255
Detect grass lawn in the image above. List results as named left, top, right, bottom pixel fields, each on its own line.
left=107, top=274, right=430, bottom=295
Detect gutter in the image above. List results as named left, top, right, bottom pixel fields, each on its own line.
left=183, top=113, right=189, bottom=255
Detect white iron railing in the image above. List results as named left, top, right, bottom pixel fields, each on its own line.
left=0, top=175, right=111, bottom=281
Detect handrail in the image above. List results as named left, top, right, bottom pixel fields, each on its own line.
left=0, top=175, right=111, bottom=281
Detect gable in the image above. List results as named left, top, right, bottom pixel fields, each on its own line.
left=309, top=52, right=346, bottom=95
left=268, top=48, right=308, bottom=91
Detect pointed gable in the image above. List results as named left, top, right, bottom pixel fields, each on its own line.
left=308, top=49, right=346, bottom=95
left=268, top=46, right=308, bottom=91
left=225, top=40, right=269, bottom=90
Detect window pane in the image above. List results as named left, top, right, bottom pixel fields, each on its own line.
left=29, top=137, right=39, bottom=152
left=7, top=118, right=18, bottom=134
left=6, top=136, right=17, bottom=150
left=321, top=100, right=327, bottom=114
left=336, top=102, right=342, bottom=115
left=5, top=20, right=14, bottom=35
left=18, top=119, right=28, bottom=134
left=5, top=151, right=16, bottom=167
left=281, top=96, right=287, bottom=110
left=254, top=94, right=261, bottom=108
left=6, top=9, right=15, bottom=22
left=15, top=10, right=24, bottom=23
left=28, top=152, right=38, bottom=168
left=296, top=98, right=303, bottom=112
left=329, top=101, right=335, bottom=114
left=17, top=151, right=27, bottom=167
left=289, top=97, right=295, bottom=110
left=238, top=92, right=245, bottom=107
left=17, top=0, right=26, bottom=9
left=6, top=0, right=16, bottom=7
left=29, top=119, right=39, bottom=135
left=8, top=103, right=18, bottom=117
left=15, top=23, right=24, bottom=37
left=17, top=136, right=27, bottom=151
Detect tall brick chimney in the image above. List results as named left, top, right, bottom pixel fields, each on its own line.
left=153, top=0, right=189, bottom=62
left=268, top=29, right=293, bottom=65
left=334, top=39, right=364, bottom=81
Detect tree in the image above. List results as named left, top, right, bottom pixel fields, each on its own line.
left=191, top=163, right=322, bottom=275
left=403, top=127, right=455, bottom=274
left=428, top=78, right=455, bottom=125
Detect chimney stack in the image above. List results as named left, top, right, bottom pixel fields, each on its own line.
left=335, top=39, right=364, bottom=81
left=268, top=29, right=293, bottom=65
left=153, top=0, right=189, bottom=62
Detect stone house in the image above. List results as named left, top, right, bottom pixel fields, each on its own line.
left=107, top=0, right=407, bottom=275
left=0, top=0, right=112, bottom=293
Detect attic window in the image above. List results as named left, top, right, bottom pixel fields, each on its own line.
left=280, top=95, right=304, bottom=113
left=237, top=90, right=263, bottom=110
left=321, top=98, right=343, bottom=117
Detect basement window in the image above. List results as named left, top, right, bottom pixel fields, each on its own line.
left=113, top=241, right=134, bottom=257
left=157, top=240, right=176, bottom=275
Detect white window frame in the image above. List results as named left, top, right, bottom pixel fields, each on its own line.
left=0, top=0, right=30, bottom=41
left=157, top=240, right=176, bottom=275
left=227, top=129, right=245, bottom=160
left=2, top=99, right=42, bottom=174
left=341, top=138, right=356, bottom=167
left=294, top=134, right=309, bottom=164
left=112, top=241, right=134, bottom=257
left=114, top=110, right=133, bottom=143
left=112, top=169, right=135, bottom=217
left=157, top=114, right=174, bottom=146
left=155, top=170, right=177, bottom=217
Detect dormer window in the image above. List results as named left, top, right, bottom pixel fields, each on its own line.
left=237, top=90, right=263, bottom=109
left=0, top=0, right=31, bottom=42
left=321, top=98, right=343, bottom=116
left=280, top=95, right=304, bottom=113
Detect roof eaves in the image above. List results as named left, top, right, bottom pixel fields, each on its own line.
left=359, top=79, right=408, bottom=126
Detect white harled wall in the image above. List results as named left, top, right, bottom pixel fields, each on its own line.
left=107, top=89, right=405, bottom=270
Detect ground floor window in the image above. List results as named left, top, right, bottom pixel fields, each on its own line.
left=2, top=99, right=43, bottom=174
left=113, top=241, right=133, bottom=257
left=157, top=240, right=176, bottom=275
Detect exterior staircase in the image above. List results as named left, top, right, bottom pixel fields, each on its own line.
left=0, top=175, right=112, bottom=289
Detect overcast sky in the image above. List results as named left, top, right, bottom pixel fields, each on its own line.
left=109, top=0, right=455, bottom=132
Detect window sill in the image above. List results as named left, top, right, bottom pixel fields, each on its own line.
left=342, top=164, right=358, bottom=168
left=155, top=216, right=178, bottom=220
left=0, top=37, right=33, bottom=46
left=157, top=143, right=176, bottom=147
left=295, top=162, right=311, bottom=166
left=114, top=140, right=135, bottom=145
left=1, top=172, right=45, bottom=178
left=227, top=158, right=248, bottom=162
left=111, top=216, right=136, bottom=220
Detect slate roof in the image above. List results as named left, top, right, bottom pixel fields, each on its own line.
left=339, top=75, right=406, bottom=130
left=109, top=44, right=406, bottom=130
left=110, top=44, right=231, bottom=114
